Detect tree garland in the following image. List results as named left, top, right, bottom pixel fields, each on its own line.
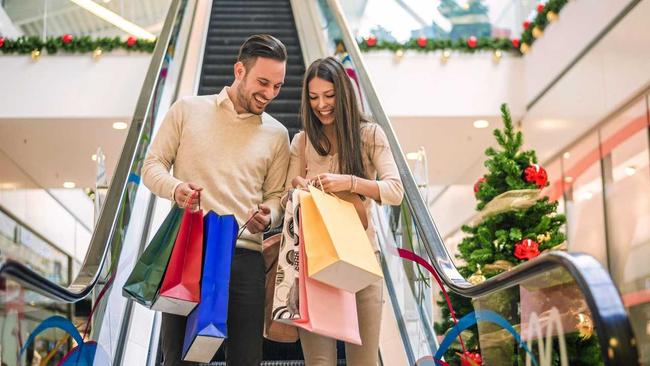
left=520, top=0, right=569, bottom=52
left=0, top=35, right=156, bottom=56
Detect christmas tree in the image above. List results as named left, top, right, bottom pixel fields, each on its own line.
left=434, top=104, right=602, bottom=365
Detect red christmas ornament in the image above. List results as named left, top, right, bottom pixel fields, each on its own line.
left=537, top=3, right=545, bottom=13
left=523, top=20, right=531, bottom=30
left=524, top=164, right=548, bottom=188
left=126, top=36, right=137, bottom=47
left=62, top=34, right=73, bottom=44
left=514, top=239, right=540, bottom=260
left=473, top=177, right=486, bottom=195
left=461, top=351, right=483, bottom=366
left=511, top=38, right=521, bottom=48
left=416, top=36, right=427, bottom=48
left=467, top=36, right=478, bottom=48
left=365, top=36, right=377, bottom=47
left=0, top=37, right=5, bottom=48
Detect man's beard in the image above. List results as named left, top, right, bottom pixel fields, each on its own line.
left=237, top=84, right=265, bottom=116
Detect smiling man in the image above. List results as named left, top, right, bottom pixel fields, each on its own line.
left=142, top=34, right=290, bottom=365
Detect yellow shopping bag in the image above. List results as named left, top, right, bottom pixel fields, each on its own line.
left=300, top=186, right=382, bottom=293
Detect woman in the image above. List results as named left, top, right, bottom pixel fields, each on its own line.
left=285, top=56, right=404, bottom=365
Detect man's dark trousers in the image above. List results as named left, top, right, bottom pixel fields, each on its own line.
left=160, top=248, right=265, bottom=365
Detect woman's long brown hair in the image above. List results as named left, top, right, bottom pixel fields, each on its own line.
left=300, top=57, right=368, bottom=179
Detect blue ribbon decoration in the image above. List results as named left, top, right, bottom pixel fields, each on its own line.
left=434, top=310, right=538, bottom=366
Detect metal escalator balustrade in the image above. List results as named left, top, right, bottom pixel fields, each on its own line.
left=318, top=0, right=640, bottom=364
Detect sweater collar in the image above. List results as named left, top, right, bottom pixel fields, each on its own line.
left=216, top=87, right=263, bottom=123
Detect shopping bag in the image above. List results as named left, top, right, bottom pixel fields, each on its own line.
left=293, top=210, right=362, bottom=345
left=271, top=189, right=302, bottom=324
left=300, top=187, right=382, bottom=293
left=123, top=206, right=183, bottom=307
left=182, top=211, right=238, bottom=363
left=151, top=207, right=204, bottom=315
left=263, top=233, right=299, bottom=342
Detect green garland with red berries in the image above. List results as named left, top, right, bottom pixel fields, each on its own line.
left=0, top=34, right=155, bottom=55
left=357, top=0, right=568, bottom=55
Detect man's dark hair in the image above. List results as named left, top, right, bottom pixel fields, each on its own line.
left=237, top=34, right=287, bottom=70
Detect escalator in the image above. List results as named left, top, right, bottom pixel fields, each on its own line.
left=0, top=0, right=642, bottom=365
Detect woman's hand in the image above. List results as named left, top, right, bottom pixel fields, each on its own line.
left=292, top=176, right=310, bottom=190
left=312, top=173, right=352, bottom=193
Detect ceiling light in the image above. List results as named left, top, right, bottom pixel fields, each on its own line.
left=625, top=166, right=637, bottom=176
left=563, top=152, right=570, bottom=159
left=0, top=183, right=17, bottom=190
left=406, top=152, right=420, bottom=160
left=63, top=181, right=76, bottom=189
left=564, top=176, right=573, bottom=183
left=68, top=0, right=156, bottom=40
left=112, top=121, right=128, bottom=130
left=92, top=154, right=97, bottom=161
left=473, top=120, right=489, bottom=129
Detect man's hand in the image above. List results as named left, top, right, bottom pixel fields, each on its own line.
left=311, top=173, right=352, bottom=193
left=245, top=204, right=272, bottom=234
left=174, top=182, right=203, bottom=210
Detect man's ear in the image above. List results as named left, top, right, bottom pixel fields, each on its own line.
left=234, top=61, right=246, bottom=80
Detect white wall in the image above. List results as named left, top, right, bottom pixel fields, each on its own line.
left=524, top=0, right=638, bottom=105
left=364, top=51, right=525, bottom=118
left=0, top=53, right=150, bottom=119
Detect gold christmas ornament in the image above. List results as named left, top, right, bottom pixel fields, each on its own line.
left=31, top=49, right=41, bottom=60
left=92, top=47, right=103, bottom=59
left=483, top=260, right=515, bottom=272
left=546, top=11, right=559, bottom=22
left=520, top=43, right=530, bottom=54
left=394, top=49, right=404, bottom=62
left=440, top=49, right=451, bottom=63
left=576, top=313, right=594, bottom=340
left=536, top=232, right=551, bottom=243
left=468, top=265, right=486, bottom=285
left=492, top=49, right=502, bottom=62
left=532, top=26, right=544, bottom=39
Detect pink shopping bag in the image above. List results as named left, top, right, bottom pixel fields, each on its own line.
left=292, top=209, right=362, bottom=345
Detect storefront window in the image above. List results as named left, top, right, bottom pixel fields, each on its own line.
left=600, top=97, right=650, bottom=364
left=562, top=133, right=609, bottom=267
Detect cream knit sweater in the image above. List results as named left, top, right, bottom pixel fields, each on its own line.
left=142, top=87, right=290, bottom=251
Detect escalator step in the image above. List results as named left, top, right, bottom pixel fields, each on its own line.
left=207, top=361, right=346, bottom=366
left=203, top=54, right=303, bottom=66
left=206, top=36, right=300, bottom=46
left=202, top=64, right=304, bottom=75
left=208, top=28, right=298, bottom=37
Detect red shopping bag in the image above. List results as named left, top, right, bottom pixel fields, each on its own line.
left=151, top=205, right=204, bottom=316
left=292, top=209, right=361, bottom=345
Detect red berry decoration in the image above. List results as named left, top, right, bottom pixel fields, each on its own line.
left=523, top=20, right=531, bottom=30
left=467, top=36, right=478, bottom=48
left=126, top=36, right=137, bottom=47
left=511, top=38, right=520, bottom=48
left=524, top=164, right=548, bottom=188
left=0, top=37, right=5, bottom=48
left=473, top=177, right=486, bottom=195
left=461, top=351, right=483, bottom=366
left=514, top=239, right=540, bottom=260
left=365, top=36, right=377, bottom=47
left=62, top=34, right=73, bottom=44
left=416, top=36, right=427, bottom=48
left=537, top=3, right=545, bottom=13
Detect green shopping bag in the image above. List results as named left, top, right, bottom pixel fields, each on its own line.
left=123, top=206, right=183, bottom=307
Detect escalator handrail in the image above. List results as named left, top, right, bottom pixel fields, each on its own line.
left=324, top=0, right=639, bottom=364
left=0, top=0, right=187, bottom=303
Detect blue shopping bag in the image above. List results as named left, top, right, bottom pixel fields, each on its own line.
left=182, top=211, right=238, bottom=363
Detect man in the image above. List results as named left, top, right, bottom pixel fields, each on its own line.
left=142, top=34, right=290, bottom=365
